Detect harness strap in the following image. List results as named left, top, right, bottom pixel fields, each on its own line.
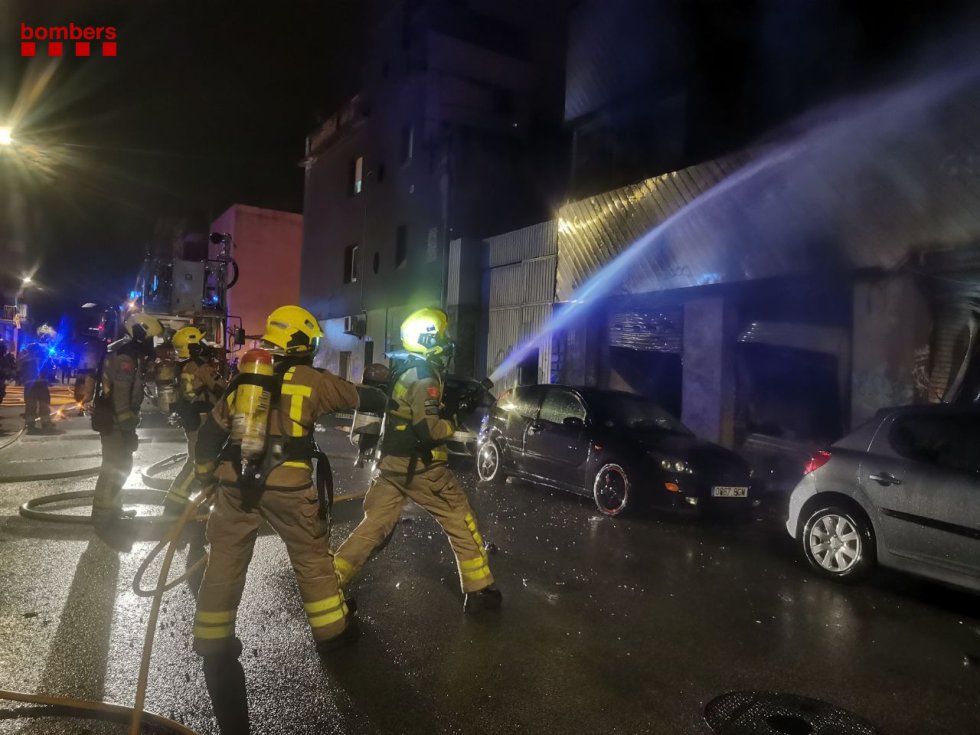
left=314, top=450, right=333, bottom=520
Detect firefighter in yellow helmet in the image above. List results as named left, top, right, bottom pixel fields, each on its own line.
left=191, top=305, right=368, bottom=682
left=334, top=307, right=502, bottom=612
left=91, top=312, right=163, bottom=527
left=161, top=326, right=227, bottom=516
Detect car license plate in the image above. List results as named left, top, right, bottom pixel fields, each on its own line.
left=711, top=486, right=748, bottom=498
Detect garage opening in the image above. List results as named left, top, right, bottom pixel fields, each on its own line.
left=738, top=343, right=844, bottom=445
left=605, top=308, right=683, bottom=415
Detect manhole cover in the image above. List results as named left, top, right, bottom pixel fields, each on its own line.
left=704, top=691, right=877, bottom=735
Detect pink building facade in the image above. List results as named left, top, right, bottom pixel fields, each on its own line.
left=210, top=204, right=303, bottom=344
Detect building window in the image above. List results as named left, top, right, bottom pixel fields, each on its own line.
left=395, top=225, right=407, bottom=268
left=348, top=156, right=363, bottom=195
left=400, top=125, right=414, bottom=164
left=343, top=243, right=359, bottom=284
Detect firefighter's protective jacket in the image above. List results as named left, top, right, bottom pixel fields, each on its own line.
left=16, top=347, right=44, bottom=384
left=178, top=357, right=226, bottom=406
left=379, top=356, right=454, bottom=473
left=101, top=340, right=147, bottom=430
left=196, top=363, right=358, bottom=489
left=176, top=357, right=227, bottom=431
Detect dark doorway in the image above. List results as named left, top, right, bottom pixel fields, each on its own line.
left=608, top=347, right=683, bottom=417
left=518, top=348, right=539, bottom=385
left=738, top=344, right=843, bottom=445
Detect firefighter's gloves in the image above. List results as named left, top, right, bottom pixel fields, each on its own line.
left=355, top=385, right=388, bottom=415
left=117, top=411, right=139, bottom=433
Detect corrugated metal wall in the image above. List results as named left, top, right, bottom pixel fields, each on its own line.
left=446, top=237, right=483, bottom=309
left=556, top=157, right=744, bottom=302
left=557, top=138, right=980, bottom=303
left=485, top=222, right=558, bottom=390
left=488, top=221, right=558, bottom=267
left=446, top=239, right=462, bottom=307
left=608, top=309, right=683, bottom=352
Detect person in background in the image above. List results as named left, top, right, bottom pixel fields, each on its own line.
left=162, top=326, right=227, bottom=516
left=18, top=342, right=55, bottom=434
left=0, top=340, right=14, bottom=406
left=90, top=313, right=163, bottom=527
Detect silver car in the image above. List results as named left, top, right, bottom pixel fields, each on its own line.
left=786, top=405, right=980, bottom=592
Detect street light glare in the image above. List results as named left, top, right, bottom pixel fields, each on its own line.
left=21, top=276, right=32, bottom=285
left=0, top=127, right=13, bottom=146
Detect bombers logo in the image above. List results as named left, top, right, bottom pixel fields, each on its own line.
left=20, top=23, right=117, bottom=57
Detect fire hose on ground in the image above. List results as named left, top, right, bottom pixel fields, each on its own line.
left=3, top=453, right=367, bottom=734
left=2, top=487, right=210, bottom=734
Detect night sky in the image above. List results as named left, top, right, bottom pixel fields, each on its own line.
left=2, top=0, right=978, bottom=329
left=1, top=0, right=362, bottom=325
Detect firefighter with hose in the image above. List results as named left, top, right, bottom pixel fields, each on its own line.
left=190, top=305, right=382, bottom=728
left=161, top=326, right=227, bottom=516
left=334, top=307, right=502, bottom=612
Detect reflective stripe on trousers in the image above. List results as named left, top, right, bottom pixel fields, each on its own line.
left=193, top=609, right=237, bottom=641
left=334, top=464, right=495, bottom=594
left=193, top=482, right=349, bottom=656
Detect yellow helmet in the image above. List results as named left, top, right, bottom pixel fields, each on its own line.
left=262, top=305, right=324, bottom=355
left=124, top=312, right=164, bottom=342
left=401, top=307, right=451, bottom=356
left=173, top=326, right=205, bottom=359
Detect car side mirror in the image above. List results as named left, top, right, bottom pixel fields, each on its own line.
left=234, top=327, right=246, bottom=346
left=563, top=416, right=584, bottom=428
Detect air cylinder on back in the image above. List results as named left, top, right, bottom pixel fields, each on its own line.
left=231, top=348, right=273, bottom=460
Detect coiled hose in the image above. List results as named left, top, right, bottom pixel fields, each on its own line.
left=6, top=472, right=367, bottom=733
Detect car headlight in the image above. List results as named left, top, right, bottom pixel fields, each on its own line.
left=660, top=458, right=694, bottom=474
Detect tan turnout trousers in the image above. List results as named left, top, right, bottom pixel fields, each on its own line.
left=193, top=482, right=350, bottom=656
left=164, top=426, right=198, bottom=507
left=334, top=461, right=494, bottom=593
left=92, top=430, right=136, bottom=521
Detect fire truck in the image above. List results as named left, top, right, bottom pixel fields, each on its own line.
left=97, top=231, right=245, bottom=412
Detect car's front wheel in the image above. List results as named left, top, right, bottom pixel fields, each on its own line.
left=802, top=505, right=875, bottom=581
left=593, top=463, right=631, bottom=516
left=476, top=439, right=507, bottom=485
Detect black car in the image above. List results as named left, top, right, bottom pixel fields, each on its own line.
left=443, top=376, right=496, bottom=458
left=476, top=384, right=754, bottom=516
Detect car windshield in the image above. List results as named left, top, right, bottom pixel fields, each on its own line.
left=445, top=378, right=495, bottom=410
left=591, top=394, right=693, bottom=434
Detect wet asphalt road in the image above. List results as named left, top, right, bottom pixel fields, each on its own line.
left=0, top=412, right=978, bottom=734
